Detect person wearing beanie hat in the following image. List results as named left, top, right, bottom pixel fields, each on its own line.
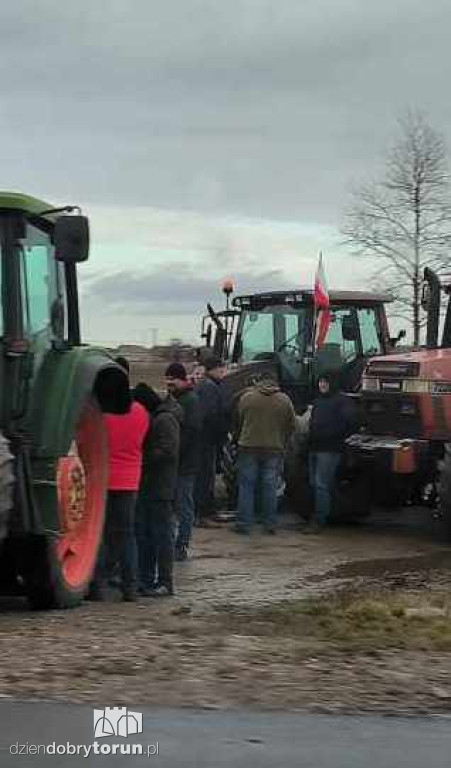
left=165, top=362, right=188, bottom=382
left=165, top=363, right=202, bottom=560
left=194, top=355, right=227, bottom=525
left=134, top=383, right=182, bottom=596
left=305, top=371, right=357, bottom=534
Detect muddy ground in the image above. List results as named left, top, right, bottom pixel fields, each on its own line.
left=2, top=509, right=451, bottom=714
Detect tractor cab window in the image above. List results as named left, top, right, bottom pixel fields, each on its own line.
left=318, top=308, right=359, bottom=372
left=357, top=307, right=383, bottom=356
left=239, top=308, right=307, bottom=364
left=20, top=223, right=61, bottom=342
left=240, top=311, right=274, bottom=361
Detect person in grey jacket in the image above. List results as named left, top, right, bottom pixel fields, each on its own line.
left=134, top=383, right=182, bottom=596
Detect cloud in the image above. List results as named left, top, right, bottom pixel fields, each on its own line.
left=1, top=0, right=449, bottom=343
left=1, top=0, right=451, bottom=224
left=85, top=263, right=287, bottom=316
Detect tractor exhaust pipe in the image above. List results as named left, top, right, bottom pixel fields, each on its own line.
left=423, top=267, right=441, bottom=349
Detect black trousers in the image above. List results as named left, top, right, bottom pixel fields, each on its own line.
left=136, top=499, right=174, bottom=590
left=93, top=491, right=138, bottom=593
left=195, top=442, right=217, bottom=521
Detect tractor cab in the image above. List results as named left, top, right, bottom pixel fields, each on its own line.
left=0, top=194, right=90, bottom=428
left=202, top=287, right=392, bottom=412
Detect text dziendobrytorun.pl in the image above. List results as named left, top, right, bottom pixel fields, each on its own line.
left=10, top=741, right=160, bottom=758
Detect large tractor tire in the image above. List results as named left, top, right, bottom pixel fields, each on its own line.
left=24, top=399, right=108, bottom=609
left=331, top=471, right=372, bottom=523
left=0, top=433, right=14, bottom=544
left=438, top=444, right=451, bottom=541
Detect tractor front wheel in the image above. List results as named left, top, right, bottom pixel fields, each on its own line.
left=25, top=400, right=108, bottom=609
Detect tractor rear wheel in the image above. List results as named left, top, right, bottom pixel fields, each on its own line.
left=438, top=445, right=451, bottom=541
left=25, top=399, right=108, bottom=609
left=331, top=472, right=372, bottom=523
left=0, top=433, right=14, bottom=543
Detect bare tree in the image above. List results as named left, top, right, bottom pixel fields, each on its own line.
left=342, top=111, right=451, bottom=346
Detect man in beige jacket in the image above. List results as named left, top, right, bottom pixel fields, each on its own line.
left=235, top=374, right=296, bottom=534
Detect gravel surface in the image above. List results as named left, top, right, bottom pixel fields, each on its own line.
left=1, top=513, right=451, bottom=713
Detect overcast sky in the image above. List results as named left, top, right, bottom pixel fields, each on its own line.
left=1, top=0, right=451, bottom=343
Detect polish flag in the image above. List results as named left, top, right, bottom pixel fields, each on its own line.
left=314, top=253, right=331, bottom=348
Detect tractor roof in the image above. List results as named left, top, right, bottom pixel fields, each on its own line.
left=232, top=289, right=392, bottom=310
left=0, top=191, right=56, bottom=220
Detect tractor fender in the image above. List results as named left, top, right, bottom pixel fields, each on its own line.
left=28, top=346, right=129, bottom=460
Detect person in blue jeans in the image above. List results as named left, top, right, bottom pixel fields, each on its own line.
left=165, top=363, right=202, bottom=561
left=305, top=372, right=357, bottom=534
left=235, top=374, right=296, bottom=534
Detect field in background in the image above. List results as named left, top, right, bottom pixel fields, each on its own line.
left=115, top=349, right=198, bottom=392
left=128, top=358, right=171, bottom=391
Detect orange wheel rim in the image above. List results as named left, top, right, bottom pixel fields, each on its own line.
left=55, top=402, right=107, bottom=589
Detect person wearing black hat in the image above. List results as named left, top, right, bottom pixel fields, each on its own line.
left=194, top=354, right=227, bottom=525
left=134, top=383, right=182, bottom=596
left=305, top=372, right=356, bottom=534
left=165, top=363, right=202, bottom=560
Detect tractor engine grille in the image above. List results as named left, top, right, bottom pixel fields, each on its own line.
left=362, top=394, right=422, bottom=437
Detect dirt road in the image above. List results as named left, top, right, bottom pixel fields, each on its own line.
left=1, top=512, right=451, bottom=714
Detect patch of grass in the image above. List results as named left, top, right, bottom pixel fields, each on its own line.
left=212, top=591, right=451, bottom=653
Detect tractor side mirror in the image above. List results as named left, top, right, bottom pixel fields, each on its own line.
left=54, top=215, right=90, bottom=263
left=233, top=337, right=243, bottom=361
left=390, top=329, right=407, bottom=347
left=421, top=282, right=430, bottom=311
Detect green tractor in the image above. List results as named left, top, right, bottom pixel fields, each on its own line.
left=0, top=192, right=129, bottom=609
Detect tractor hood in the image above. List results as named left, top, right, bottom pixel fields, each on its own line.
left=363, top=350, right=451, bottom=394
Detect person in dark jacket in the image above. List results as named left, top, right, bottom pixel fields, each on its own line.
left=305, top=372, right=356, bottom=534
left=134, top=384, right=182, bottom=596
left=194, top=354, right=227, bottom=525
left=165, top=363, right=202, bottom=561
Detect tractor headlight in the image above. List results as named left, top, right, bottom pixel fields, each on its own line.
left=362, top=377, right=380, bottom=391
left=402, top=380, right=431, bottom=394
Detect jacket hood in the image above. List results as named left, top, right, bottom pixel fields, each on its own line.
left=257, top=383, right=280, bottom=396
left=317, top=370, right=341, bottom=396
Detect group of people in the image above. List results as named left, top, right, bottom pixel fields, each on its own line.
left=232, top=369, right=355, bottom=535
left=89, top=354, right=227, bottom=602
left=89, top=355, right=356, bottom=602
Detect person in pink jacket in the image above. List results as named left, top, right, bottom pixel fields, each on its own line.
left=91, top=398, right=150, bottom=602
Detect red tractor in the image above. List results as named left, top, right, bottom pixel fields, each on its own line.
left=350, top=267, right=451, bottom=531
